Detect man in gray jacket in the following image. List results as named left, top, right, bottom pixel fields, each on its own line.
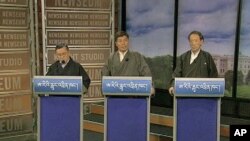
left=102, top=31, right=154, bottom=95
left=102, top=31, right=152, bottom=76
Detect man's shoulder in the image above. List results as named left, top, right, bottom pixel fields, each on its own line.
left=109, top=50, right=145, bottom=60
left=200, top=50, right=213, bottom=57
left=110, top=51, right=118, bottom=56
left=69, top=58, right=81, bottom=67
left=179, top=50, right=190, bottom=58
left=179, top=50, right=212, bottom=57
left=107, top=52, right=118, bottom=60
left=50, top=61, right=60, bottom=67
left=129, top=51, right=144, bottom=57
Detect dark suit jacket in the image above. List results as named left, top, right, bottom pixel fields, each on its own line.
left=169, top=50, right=218, bottom=87
left=46, top=57, right=91, bottom=89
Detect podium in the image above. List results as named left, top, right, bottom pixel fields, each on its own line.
left=33, top=76, right=84, bottom=141
left=102, top=76, right=152, bottom=141
left=173, top=78, right=225, bottom=141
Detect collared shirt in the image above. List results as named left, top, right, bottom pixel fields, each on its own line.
left=118, top=50, right=128, bottom=62
left=190, top=50, right=200, bottom=64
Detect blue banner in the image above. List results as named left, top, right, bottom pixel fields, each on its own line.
left=33, top=76, right=83, bottom=95
left=102, top=76, right=151, bottom=96
left=175, top=78, right=225, bottom=97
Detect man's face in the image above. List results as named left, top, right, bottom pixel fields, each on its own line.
left=55, top=47, right=70, bottom=63
left=189, top=34, right=203, bottom=53
left=116, top=35, right=129, bottom=53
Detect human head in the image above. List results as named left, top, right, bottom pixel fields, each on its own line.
left=55, top=43, right=70, bottom=64
left=188, top=31, right=204, bottom=53
left=115, top=31, right=129, bottom=53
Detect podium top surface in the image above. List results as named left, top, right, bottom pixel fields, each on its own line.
left=33, top=76, right=83, bottom=95
left=102, top=76, right=152, bottom=96
left=174, top=78, right=225, bottom=97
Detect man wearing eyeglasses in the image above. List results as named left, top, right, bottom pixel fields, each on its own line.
left=46, top=43, right=91, bottom=90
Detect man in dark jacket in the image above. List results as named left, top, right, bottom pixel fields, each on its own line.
left=168, top=31, right=218, bottom=95
left=46, top=43, right=91, bottom=89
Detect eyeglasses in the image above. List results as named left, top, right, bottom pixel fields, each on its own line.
left=56, top=52, right=68, bottom=57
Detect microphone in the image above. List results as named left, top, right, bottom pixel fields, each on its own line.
left=61, top=60, right=66, bottom=64
left=125, top=58, right=129, bottom=62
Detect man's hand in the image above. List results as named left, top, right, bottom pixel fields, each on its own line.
left=168, top=86, right=174, bottom=96
left=151, top=87, right=155, bottom=96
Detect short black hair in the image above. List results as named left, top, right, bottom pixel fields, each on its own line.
left=115, top=31, right=129, bottom=42
left=55, top=43, right=69, bottom=51
left=188, top=31, right=204, bottom=41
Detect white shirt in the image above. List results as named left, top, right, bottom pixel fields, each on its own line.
left=190, top=50, right=200, bottom=64
left=118, top=51, right=128, bottom=62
